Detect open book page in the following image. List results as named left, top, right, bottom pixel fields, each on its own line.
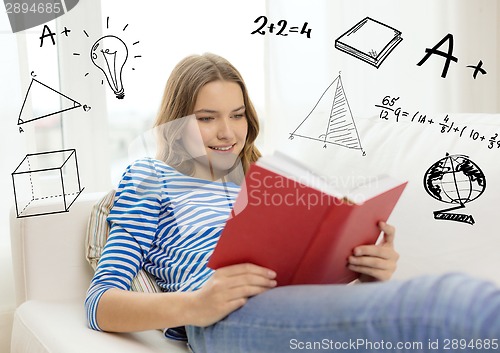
left=257, top=151, right=407, bottom=200
left=256, top=151, right=346, bottom=198
left=345, top=174, right=407, bottom=204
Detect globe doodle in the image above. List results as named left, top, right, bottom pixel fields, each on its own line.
left=423, top=153, right=485, bottom=225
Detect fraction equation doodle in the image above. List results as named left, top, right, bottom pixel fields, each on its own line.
left=375, top=95, right=500, bottom=150
left=251, top=16, right=311, bottom=38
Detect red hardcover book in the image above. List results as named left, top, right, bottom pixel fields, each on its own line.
left=208, top=152, right=407, bottom=286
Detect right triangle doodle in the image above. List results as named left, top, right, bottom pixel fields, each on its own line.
left=289, top=74, right=365, bottom=155
left=18, top=78, right=82, bottom=125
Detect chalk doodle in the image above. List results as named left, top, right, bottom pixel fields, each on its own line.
left=466, top=60, right=487, bottom=80
left=251, top=15, right=312, bottom=38
left=335, top=17, right=403, bottom=68
left=11, top=149, right=84, bottom=218
left=289, top=74, right=365, bottom=155
left=375, top=95, right=500, bottom=151
left=423, top=153, right=485, bottom=225
left=90, top=34, right=129, bottom=99
left=417, top=33, right=487, bottom=79
left=72, top=16, right=142, bottom=99
left=37, top=20, right=141, bottom=99
left=18, top=74, right=89, bottom=129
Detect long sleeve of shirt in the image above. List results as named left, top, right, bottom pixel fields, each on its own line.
left=85, top=158, right=163, bottom=331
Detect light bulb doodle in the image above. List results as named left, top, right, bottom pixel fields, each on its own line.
left=71, top=17, right=141, bottom=98
left=90, top=35, right=128, bottom=99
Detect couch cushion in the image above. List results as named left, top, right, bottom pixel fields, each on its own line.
left=11, top=300, right=189, bottom=353
left=85, top=190, right=162, bottom=293
left=10, top=193, right=100, bottom=303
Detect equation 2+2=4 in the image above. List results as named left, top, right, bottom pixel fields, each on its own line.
left=251, top=16, right=311, bottom=38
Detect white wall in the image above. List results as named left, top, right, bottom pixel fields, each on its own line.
left=0, top=10, right=25, bottom=353
left=264, top=0, right=500, bottom=164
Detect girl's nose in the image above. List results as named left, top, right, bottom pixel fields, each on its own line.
left=217, top=118, right=235, bottom=140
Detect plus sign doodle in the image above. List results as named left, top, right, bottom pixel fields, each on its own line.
left=466, top=60, right=487, bottom=79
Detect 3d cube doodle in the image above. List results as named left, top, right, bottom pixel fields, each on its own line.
left=12, top=149, right=84, bottom=218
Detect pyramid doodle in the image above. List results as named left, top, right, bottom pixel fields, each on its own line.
left=18, top=78, right=82, bottom=125
left=289, top=75, right=364, bottom=154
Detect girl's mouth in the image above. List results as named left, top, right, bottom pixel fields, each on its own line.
left=209, top=144, right=236, bottom=152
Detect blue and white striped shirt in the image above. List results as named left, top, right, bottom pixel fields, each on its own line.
left=85, top=158, right=240, bottom=335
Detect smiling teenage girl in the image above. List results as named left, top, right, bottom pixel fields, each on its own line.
left=86, top=53, right=500, bottom=353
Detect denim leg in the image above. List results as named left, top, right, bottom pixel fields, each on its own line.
left=186, top=273, right=500, bottom=353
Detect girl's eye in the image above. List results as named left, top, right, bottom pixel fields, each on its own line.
left=197, top=117, right=213, bottom=122
left=233, top=114, right=245, bottom=119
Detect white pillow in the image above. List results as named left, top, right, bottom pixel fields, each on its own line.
left=85, top=189, right=162, bottom=293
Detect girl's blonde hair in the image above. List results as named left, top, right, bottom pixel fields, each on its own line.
left=154, top=53, right=261, bottom=177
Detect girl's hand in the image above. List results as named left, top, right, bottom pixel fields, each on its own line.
left=348, top=221, right=399, bottom=282
left=186, top=263, right=277, bottom=327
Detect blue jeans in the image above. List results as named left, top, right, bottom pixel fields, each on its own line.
left=186, top=273, right=500, bottom=352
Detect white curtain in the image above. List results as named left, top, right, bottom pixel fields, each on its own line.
left=0, top=14, right=26, bottom=351
left=263, top=0, right=500, bottom=153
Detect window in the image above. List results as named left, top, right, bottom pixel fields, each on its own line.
left=99, top=0, right=266, bottom=185
left=12, top=0, right=267, bottom=190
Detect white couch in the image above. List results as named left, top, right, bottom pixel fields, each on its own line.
left=9, top=114, right=500, bottom=352
left=9, top=192, right=189, bottom=353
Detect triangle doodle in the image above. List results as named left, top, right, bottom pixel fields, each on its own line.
left=289, top=74, right=365, bottom=155
left=18, top=79, right=82, bottom=125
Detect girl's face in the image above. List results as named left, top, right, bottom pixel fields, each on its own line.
left=182, top=80, right=248, bottom=180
